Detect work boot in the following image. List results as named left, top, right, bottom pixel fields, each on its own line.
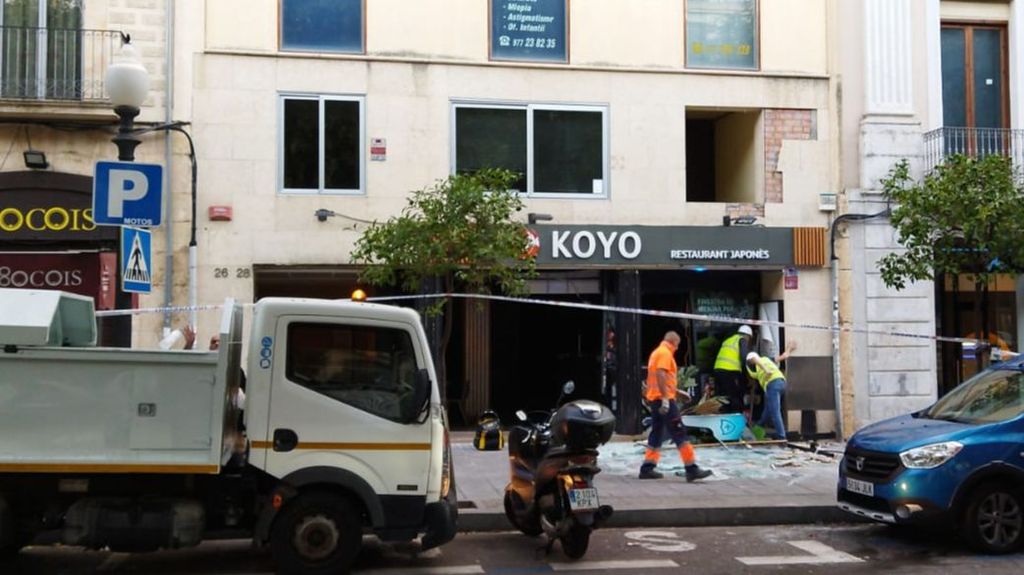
left=684, top=464, right=712, bottom=482
left=638, top=467, right=664, bottom=480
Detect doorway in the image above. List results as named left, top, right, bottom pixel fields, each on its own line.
left=941, top=23, right=1009, bottom=153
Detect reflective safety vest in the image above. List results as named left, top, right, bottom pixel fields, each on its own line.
left=752, top=357, right=785, bottom=390
left=714, top=334, right=744, bottom=372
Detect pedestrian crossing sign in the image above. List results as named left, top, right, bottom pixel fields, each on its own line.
left=121, top=226, right=152, bottom=294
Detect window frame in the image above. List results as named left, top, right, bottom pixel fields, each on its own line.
left=283, top=319, right=422, bottom=424
left=278, top=93, right=366, bottom=196
left=683, top=0, right=761, bottom=72
left=278, top=0, right=367, bottom=55
left=450, top=101, right=610, bottom=199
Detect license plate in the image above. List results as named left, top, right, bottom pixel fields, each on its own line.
left=846, top=477, right=874, bottom=497
left=568, top=488, right=599, bottom=511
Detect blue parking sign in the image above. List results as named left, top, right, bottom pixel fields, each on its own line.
left=121, top=226, right=152, bottom=294
left=94, top=161, right=163, bottom=226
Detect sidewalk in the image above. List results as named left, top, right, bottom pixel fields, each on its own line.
left=452, top=433, right=856, bottom=532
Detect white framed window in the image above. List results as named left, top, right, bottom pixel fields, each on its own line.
left=279, top=94, right=365, bottom=195
left=451, top=102, right=609, bottom=198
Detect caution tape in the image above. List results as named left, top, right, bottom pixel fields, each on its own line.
left=94, top=292, right=984, bottom=346
left=94, top=303, right=235, bottom=317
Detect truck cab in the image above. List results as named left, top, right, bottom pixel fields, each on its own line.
left=0, top=289, right=456, bottom=574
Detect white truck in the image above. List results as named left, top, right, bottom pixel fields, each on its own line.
left=0, top=288, right=456, bottom=574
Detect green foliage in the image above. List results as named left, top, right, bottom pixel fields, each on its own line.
left=351, top=169, right=537, bottom=303
left=878, top=155, right=1024, bottom=291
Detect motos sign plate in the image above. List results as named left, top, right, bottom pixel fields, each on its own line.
left=93, top=161, right=163, bottom=227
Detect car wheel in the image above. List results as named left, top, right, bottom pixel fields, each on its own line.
left=963, top=482, right=1024, bottom=554
left=270, top=491, right=362, bottom=575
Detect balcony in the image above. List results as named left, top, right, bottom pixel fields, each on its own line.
left=0, top=26, right=121, bottom=103
left=924, top=127, right=1024, bottom=175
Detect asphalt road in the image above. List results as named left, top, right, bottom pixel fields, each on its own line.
left=4, top=523, right=1024, bottom=574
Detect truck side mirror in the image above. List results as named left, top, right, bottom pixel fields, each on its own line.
left=401, top=369, right=432, bottom=424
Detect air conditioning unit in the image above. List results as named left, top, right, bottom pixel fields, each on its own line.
left=819, top=193, right=837, bottom=212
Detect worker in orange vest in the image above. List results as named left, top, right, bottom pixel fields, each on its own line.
left=639, top=331, right=713, bottom=482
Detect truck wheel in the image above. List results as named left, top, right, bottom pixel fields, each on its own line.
left=270, top=491, right=362, bottom=575
left=963, top=482, right=1024, bottom=554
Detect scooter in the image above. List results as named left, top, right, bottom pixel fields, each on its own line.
left=503, top=381, right=616, bottom=559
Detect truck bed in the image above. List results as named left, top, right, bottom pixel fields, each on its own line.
left=0, top=299, right=244, bottom=474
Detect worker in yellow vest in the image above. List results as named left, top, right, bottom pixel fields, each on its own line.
left=746, top=352, right=787, bottom=440
left=712, top=325, right=754, bottom=413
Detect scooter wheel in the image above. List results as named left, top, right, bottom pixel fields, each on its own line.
left=503, top=491, right=542, bottom=537
left=561, top=524, right=591, bottom=559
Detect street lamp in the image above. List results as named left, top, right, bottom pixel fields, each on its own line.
left=106, top=35, right=149, bottom=161
left=105, top=34, right=201, bottom=331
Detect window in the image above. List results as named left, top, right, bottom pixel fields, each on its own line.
left=685, top=108, right=760, bottom=203
left=490, top=0, right=568, bottom=63
left=685, top=0, right=758, bottom=70
left=453, top=103, right=608, bottom=197
left=280, top=95, right=364, bottom=194
left=1, top=0, right=83, bottom=99
left=285, top=322, right=420, bottom=423
left=280, top=0, right=364, bottom=53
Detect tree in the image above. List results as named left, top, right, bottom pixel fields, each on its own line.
left=350, top=169, right=537, bottom=398
left=878, top=155, right=1024, bottom=376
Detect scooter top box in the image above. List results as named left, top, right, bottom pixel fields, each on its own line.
left=550, top=401, right=615, bottom=450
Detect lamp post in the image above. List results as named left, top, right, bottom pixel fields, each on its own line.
left=106, top=37, right=149, bottom=161
left=106, top=36, right=200, bottom=330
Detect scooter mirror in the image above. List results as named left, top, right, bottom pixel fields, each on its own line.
left=516, top=410, right=527, bottom=421
left=562, top=380, right=575, bottom=395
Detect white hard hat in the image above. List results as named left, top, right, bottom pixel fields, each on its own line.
left=746, top=352, right=760, bottom=362
left=738, top=325, right=754, bottom=337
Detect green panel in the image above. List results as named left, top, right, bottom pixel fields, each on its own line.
left=941, top=27, right=967, bottom=128
left=972, top=28, right=1003, bottom=129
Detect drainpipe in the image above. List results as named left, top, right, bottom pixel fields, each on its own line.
left=162, top=0, right=175, bottom=331
left=830, top=215, right=844, bottom=439
left=829, top=207, right=891, bottom=439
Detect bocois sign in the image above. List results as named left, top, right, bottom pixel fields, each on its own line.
left=0, top=186, right=117, bottom=243
left=0, top=207, right=97, bottom=233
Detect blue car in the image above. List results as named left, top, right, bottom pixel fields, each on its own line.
left=838, top=356, right=1024, bottom=553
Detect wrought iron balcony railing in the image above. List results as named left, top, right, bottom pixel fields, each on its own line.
left=0, top=26, right=122, bottom=102
left=924, top=126, right=1024, bottom=175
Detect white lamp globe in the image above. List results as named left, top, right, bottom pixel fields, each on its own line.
left=106, top=42, right=149, bottom=108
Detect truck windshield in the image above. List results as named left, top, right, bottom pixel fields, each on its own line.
left=925, top=369, right=1024, bottom=424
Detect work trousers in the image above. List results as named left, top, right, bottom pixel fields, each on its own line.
left=640, top=399, right=694, bottom=471
left=757, top=378, right=787, bottom=440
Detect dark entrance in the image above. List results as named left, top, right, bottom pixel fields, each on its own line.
left=490, top=290, right=603, bottom=424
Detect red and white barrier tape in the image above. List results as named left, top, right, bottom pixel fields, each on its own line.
left=96, top=292, right=984, bottom=346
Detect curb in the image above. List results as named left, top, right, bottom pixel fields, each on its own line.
left=456, top=506, right=866, bottom=533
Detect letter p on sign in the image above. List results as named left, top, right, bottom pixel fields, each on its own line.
left=93, top=161, right=164, bottom=227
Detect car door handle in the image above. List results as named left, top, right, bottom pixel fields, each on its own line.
left=273, top=428, right=299, bottom=452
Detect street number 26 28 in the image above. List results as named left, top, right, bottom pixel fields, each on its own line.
left=214, top=268, right=251, bottom=279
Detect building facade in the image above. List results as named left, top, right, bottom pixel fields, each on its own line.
left=0, top=0, right=174, bottom=346
left=837, top=0, right=1024, bottom=433
left=182, top=0, right=837, bottom=432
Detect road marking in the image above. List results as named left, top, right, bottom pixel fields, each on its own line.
left=736, top=540, right=864, bottom=566
left=549, top=559, right=680, bottom=571
left=358, top=566, right=485, bottom=574
left=96, top=553, right=130, bottom=571
left=624, top=530, right=697, bottom=553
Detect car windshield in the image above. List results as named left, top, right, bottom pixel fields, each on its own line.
left=925, top=369, right=1024, bottom=424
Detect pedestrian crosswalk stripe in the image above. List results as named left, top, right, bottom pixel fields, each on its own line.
left=549, top=559, right=679, bottom=571
left=358, top=566, right=485, bottom=574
